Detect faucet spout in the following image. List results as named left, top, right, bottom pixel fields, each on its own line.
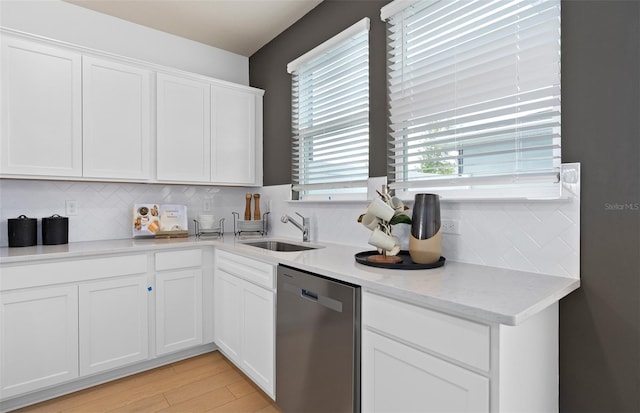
left=281, top=212, right=310, bottom=242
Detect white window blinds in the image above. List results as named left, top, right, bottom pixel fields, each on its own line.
left=382, top=0, right=561, bottom=198
left=288, top=18, right=370, bottom=198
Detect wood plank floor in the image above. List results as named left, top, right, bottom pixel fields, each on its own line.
left=14, top=352, right=281, bottom=413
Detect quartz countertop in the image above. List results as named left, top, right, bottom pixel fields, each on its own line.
left=0, top=236, right=579, bottom=326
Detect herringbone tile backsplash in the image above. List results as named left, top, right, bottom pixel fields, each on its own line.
left=261, top=184, right=580, bottom=279
left=1, top=180, right=579, bottom=278
left=0, top=179, right=253, bottom=246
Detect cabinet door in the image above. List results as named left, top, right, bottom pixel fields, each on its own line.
left=362, top=330, right=489, bottom=413
left=82, top=56, right=151, bottom=179
left=241, top=280, right=275, bottom=398
left=156, top=269, right=203, bottom=356
left=157, top=73, right=211, bottom=182
left=0, top=286, right=79, bottom=398
left=213, top=268, right=243, bottom=363
left=211, top=85, right=257, bottom=185
left=79, top=276, right=149, bottom=376
left=1, top=37, right=82, bottom=176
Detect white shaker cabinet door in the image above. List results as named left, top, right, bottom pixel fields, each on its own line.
left=213, top=268, right=243, bottom=363
left=211, top=85, right=259, bottom=185
left=1, top=37, right=82, bottom=177
left=155, top=269, right=203, bottom=356
left=0, top=286, right=79, bottom=399
left=240, top=280, right=275, bottom=398
left=78, top=276, right=149, bottom=376
left=82, top=57, right=151, bottom=180
left=156, top=73, right=211, bottom=182
left=213, top=250, right=275, bottom=399
left=362, top=330, right=489, bottom=413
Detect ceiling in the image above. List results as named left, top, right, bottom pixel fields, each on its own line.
left=63, top=0, right=323, bottom=57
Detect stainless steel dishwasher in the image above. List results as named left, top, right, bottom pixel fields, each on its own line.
left=276, top=264, right=361, bottom=413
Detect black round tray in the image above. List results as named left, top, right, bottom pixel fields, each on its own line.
left=355, top=250, right=445, bottom=270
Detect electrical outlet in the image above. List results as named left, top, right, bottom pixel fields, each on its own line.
left=441, top=219, right=461, bottom=235
left=65, top=200, right=78, bottom=216
left=203, top=198, right=212, bottom=212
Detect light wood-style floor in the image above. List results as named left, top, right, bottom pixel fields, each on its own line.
left=14, top=352, right=281, bottom=413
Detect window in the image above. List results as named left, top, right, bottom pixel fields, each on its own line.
left=288, top=18, right=370, bottom=200
left=382, top=0, right=561, bottom=199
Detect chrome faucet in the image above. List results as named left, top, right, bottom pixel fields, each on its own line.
left=281, top=212, right=310, bottom=242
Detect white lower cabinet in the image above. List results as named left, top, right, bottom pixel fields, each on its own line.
left=362, top=291, right=490, bottom=413
left=213, top=250, right=275, bottom=398
left=0, top=286, right=79, bottom=398
left=362, top=330, right=489, bottom=413
left=155, top=269, right=203, bottom=355
left=78, top=276, right=149, bottom=376
left=0, top=249, right=211, bottom=403
left=362, top=291, right=560, bottom=413
left=213, top=269, right=243, bottom=361
left=239, top=279, right=274, bottom=391
left=154, top=249, right=204, bottom=356
left=0, top=254, right=148, bottom=399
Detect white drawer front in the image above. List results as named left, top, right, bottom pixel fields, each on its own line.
left=363, top=291, right=490, bottom=371
left=215, top=249, right=274, bottom=289
left=155, top=249, right=202, bottom=271
left=1, top=255, right=148, bottom=291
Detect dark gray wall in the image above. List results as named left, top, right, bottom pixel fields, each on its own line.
left=560, top=1, right=640, bottom=412
left=250, top=0, right=640, bottom=411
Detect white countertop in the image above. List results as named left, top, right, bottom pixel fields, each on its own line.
left=0, top=236, right=579, bottom=326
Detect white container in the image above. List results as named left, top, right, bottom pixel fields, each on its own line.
left=198, top=215, right=216, bottom=230
left=238, top=220, right=264, bottom=232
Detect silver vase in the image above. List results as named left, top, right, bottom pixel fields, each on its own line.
left=409, top=193, right=442, bottom=264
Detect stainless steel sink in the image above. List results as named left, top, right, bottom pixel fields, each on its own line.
left=243, top=240, right=320, bottom=252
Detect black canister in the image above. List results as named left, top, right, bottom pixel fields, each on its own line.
left=8, top=215, right=37, bottom=247
left=42, top=214, right=69, bottom=245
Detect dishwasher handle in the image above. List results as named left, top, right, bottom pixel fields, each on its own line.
left=282, top=282, right=344, bottom=313
left=301, top=289, right=318, bottom=301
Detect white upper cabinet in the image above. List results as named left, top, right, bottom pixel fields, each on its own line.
left=1, top=37, right=82, bottom=177
left=156, top=73, right=211, bottom=182
left=211, top=85, right=263, bottom=186
left=82, top=56, right=152, bottom=180
left=1, top=33, right=263, bottom=185
left=157, top=77, right=263, bottom=185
